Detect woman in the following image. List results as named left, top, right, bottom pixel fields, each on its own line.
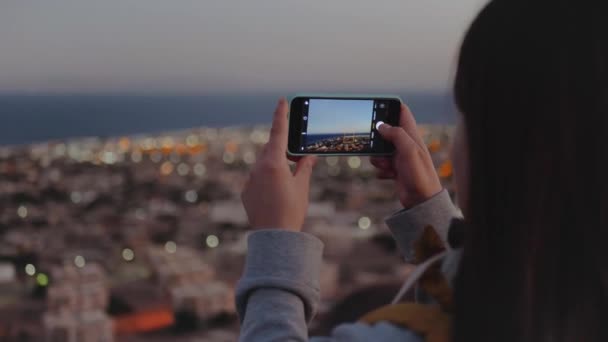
left=237, top=1, right=607, bottom=341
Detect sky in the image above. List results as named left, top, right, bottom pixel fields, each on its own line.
left=0, top=0, right=485, bottom=94
left=306, top=99, right=374, bottom=135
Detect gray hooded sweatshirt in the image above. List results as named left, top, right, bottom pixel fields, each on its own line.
left=236, top=189, right=461, bottom=341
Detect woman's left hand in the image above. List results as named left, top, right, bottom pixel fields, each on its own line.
left=241, top=98, right=318, bottom=232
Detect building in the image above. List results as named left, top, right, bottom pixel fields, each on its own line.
left=43, top=263, right=113, bottom=342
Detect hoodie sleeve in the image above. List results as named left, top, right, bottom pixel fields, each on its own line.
left=236, top=229, right=324, bottom=341
left=235, top=230, right=424, bottom=342
left=385, top=189, right=461, bottom=262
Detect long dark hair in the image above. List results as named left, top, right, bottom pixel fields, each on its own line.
left=453, top=1, right=607, bottom=341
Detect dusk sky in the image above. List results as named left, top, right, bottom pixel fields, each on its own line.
left=0, top=0, right=484, bottom=94
left=306, top=99, right=373, bottom=135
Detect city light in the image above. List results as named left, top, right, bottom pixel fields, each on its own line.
left=358, top=216, right=371, bottom=230
left=347, top=156, right=361, bottom=169
left=224, top=141, right=239, bottom=154
left=243, top=151, right=256, bottom=165
left=70, top=191, right=83, bottom=204
left=122, top=248, right=135, bottom=261
left=25, top=264, right=36, bottom=276
left=0, top=101, right=458, bottom=340
left=206, top=235, right=220, bottom=248
left=36, top=273, right=49, bottom=287
left=74, top=255, right=86, bottom=268
left=102, top=151, right=116, bottom=165
left=164, top=241, right=177, bottom=254
left=161, top=137, right=175, bottom=149
left=54, top=144, right=67, bottom=157
left=118, top=137, right=131, bottom=152
left=160, top=161, right=174, bottom=175
left=141, top=138, right=155, bottom=150
left=67, top=145, right=81, bottom=160
left=184, top=190, right=198, bottom=203
left=186, top=134, right=199, bottom=147
left=193, top=163, right=206, bottom=177
left=17, top=205, right=28, bottom=218
left=249, top=130, right=268, bottom=144
left=177, top=163, right=190, bottom=176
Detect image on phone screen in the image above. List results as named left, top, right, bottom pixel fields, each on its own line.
left=288, top=97, right=401, bottom=155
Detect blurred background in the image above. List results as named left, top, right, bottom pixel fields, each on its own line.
left=0, top=1, right=482, bottom=341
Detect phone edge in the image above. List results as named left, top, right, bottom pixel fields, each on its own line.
left=286, top=93, right=403, bottom=157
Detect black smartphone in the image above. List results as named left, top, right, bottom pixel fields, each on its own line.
left=287, top=94, right=402, bottom=156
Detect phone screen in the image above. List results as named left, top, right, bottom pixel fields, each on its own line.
left=288, top=96, right=401, bottom=155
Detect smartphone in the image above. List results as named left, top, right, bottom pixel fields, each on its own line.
left=287, top=94, right=402, bottom=156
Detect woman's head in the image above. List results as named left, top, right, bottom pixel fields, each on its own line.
left=450, top=1, right=607, bottom=341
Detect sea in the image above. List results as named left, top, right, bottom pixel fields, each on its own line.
left=1, top=93, right=457, bottom=146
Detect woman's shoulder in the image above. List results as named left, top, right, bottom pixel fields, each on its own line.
left=310, top=321, right=423, bottom=342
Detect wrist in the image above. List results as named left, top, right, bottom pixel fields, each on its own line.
left=250, top=219, right=303, bottom=232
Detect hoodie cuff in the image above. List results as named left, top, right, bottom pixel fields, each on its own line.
left=385, top=189, right=461, bottom=262
left=236, top=229, right=324, bottom=323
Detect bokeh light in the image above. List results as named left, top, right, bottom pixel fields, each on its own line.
left=17, top=205, right=28, bottom=218
left=74, top=255, right=86, bottom=268
left=347, top=156, right=361, bottom=169
left=193, top=163, right=206, bottom=177
left=25, top=264, right=36, bottom=276
left=36, top=273, right=49, bottom=287
left=122, top=248, right=135, bottom=261
left=160, top=161, right=174, bottom=175
left=358, top=216, right=371, bottom=230
left=206, top=235, right=220, bottom=248
left=184, top=190, right=198, bottom=203
left=164, top=241, right=177, bottom=254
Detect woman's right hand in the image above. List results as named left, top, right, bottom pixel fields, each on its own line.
left=371, top=104, right=443, bottom=209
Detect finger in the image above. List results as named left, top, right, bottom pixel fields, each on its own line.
left=294, top=156, right=317, bottom=186
left=399, top=103, right=426, bottom=150
left=287, top=154, right=301, bottom=163
left=377, top=169, right=396, bottom=179
left=266, top=98, right=289, bottom=156
left=377, top=122, right=418, bottom=155
left=370, top=156, right=393, bottom=170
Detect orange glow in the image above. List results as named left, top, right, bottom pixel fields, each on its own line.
left=225, top=141, right=239, bottom=153
left=188, top=145, right=204, bottom=155
left=175, top=144, right=189, bottom=155
left=113, top=308, right=174, bottom=335
left=428, top=140, right=441, bottom=153
left=160, top=162, right=174, bottom=175
left=118, top=137, right=131, bottom=151
left=438, top=160, right=453, bottom=178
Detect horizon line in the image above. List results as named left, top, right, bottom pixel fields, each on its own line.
left=0, top=89, right=453, bottom=97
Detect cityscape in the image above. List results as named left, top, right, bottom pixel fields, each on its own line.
left=0, top=124, right=455, bottom=341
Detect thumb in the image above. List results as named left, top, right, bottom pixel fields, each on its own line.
left=377, top=122, right=395, bottom=140
left=294, top=156, right=317, bottom=186
left=377, top=122, right=418, bottom=152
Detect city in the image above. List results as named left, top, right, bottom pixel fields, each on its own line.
left=0, top=124, right=455, bottom=341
